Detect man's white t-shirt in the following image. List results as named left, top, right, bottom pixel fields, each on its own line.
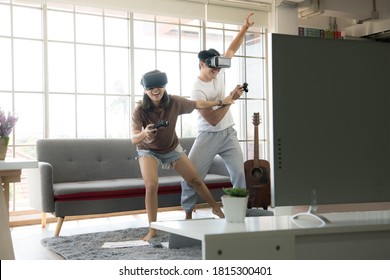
left=190, top=69, right=235, bottom=132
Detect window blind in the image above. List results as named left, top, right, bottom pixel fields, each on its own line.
left=28, top=0, right=270, bottom=26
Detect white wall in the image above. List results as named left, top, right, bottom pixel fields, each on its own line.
left=274, top=4, right=299, bottom=34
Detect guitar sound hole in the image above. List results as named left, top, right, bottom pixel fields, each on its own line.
left=252, top=168, right=263, bottom=178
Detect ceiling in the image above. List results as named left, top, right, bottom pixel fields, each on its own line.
left=295, top=0, right=390, bottom=42
left=211, top=0, right=390, bottom=41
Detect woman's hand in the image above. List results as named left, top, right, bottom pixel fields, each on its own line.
left=144, top=124, right=157, bottom=140
left=222, top=94, right=234, bottom=106
left=132, top=124, right=157, bottom=144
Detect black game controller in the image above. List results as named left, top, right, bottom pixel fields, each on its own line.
left=242, top=82, right=248, bottom=93
left=153, top=120, right=169, bottom=129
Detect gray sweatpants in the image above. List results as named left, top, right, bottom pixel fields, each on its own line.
left=180, top=126, right=246, bottom=212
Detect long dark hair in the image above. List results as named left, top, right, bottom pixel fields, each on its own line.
left=137, top=90, right=170, bottom=111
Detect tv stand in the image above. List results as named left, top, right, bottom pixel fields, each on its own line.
left=291, top=189, right=330, bottom=226
left=291, top=205, right=330, bottom=227
left=152, top=210, right=390, bottom=259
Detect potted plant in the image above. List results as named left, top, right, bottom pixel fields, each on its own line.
left=221, top=187, right=249, bottom=223
left=0, top=109, right=18, bottom=160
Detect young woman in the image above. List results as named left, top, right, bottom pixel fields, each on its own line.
left=131, top=70, right=233, bottom=241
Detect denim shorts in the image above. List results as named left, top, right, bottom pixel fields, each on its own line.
left=136, top=144, right=185, bottom=169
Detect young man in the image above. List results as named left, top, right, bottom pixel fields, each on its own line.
left=181, top=13, right=255, bottom=219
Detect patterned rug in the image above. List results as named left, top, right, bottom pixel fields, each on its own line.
left=41, top=227, right=201, bottom=260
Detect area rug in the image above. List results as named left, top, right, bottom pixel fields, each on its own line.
left=41, top=227, right=201, bottom=260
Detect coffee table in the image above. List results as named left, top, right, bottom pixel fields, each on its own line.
left=151, top=211, right=390, bottom=260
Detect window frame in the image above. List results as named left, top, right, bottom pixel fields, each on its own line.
left=0, top=1, right=268, bottom=214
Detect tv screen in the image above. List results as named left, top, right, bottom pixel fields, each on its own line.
left=270, top=33, right=390, bottom=208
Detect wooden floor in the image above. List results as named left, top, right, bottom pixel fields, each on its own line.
left=9, top=207, right=215, bottom=260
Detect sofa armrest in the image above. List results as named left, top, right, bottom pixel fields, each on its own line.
left=27, top=161, right=55, bottom=213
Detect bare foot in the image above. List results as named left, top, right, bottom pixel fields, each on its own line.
left=185, top=211, right=193, bottom=219
left=212, top=207, right=225, bottom=218
left=142, top=228, right=157, bottom=241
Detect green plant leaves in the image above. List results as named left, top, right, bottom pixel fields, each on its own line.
left=223, top=187, right=248, bottom=197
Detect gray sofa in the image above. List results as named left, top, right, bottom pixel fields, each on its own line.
left=28, top=138, right=232, bottom=236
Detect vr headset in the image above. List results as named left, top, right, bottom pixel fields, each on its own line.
left=141, top=71, right=168, bottom=90
left=205, top=56, right=231, bottom=69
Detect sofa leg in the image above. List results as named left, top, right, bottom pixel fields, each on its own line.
left=41, top=212, right=47, bottom=228
left=54, top=217, right=64, bottom=236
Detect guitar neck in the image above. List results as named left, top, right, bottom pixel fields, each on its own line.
left=254, top=126, right=259, bottom=166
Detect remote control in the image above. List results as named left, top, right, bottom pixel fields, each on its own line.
left=242, top=82, right=248, bottom=93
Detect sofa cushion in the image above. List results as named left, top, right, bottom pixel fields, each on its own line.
left=53, top=174, right=232, bottom=202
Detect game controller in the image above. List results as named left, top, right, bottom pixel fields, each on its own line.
left=153, top=120, right=169, bottom=129
left=242, top=82, right=248, bottom=93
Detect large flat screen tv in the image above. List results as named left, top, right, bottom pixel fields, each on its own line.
left=270, top=33, right=390, bottom=209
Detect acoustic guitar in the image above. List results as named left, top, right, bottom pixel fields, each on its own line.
left=244, top=112, right=271, bottom=209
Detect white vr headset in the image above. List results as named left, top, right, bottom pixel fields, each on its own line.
left=205, top=56, right=231, bottom=68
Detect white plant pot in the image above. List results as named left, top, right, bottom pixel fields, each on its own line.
left=221, top=195, right=248, bottom=223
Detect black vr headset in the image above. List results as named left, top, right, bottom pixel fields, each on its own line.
left=205, top=56, right=231, bottom=69
left=141, top=71, right=168, bottom=90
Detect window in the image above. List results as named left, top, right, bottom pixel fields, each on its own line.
left=0, top=1, right=267, bottom=213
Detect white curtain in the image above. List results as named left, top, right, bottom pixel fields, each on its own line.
left=207, top=3, right=268, bottom=26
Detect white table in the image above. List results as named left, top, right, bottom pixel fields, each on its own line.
left=0, top=158, right=38, bottom=213
left=151, top=210, right=390, bottom=259
left=0, top=159, right=38, bottom=260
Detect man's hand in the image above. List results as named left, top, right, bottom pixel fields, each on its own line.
left=224, top=12, right=255, bottom=58
left=244, top=13, right=255, bottom=29
left=230, top=85, right=245, bottom=100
